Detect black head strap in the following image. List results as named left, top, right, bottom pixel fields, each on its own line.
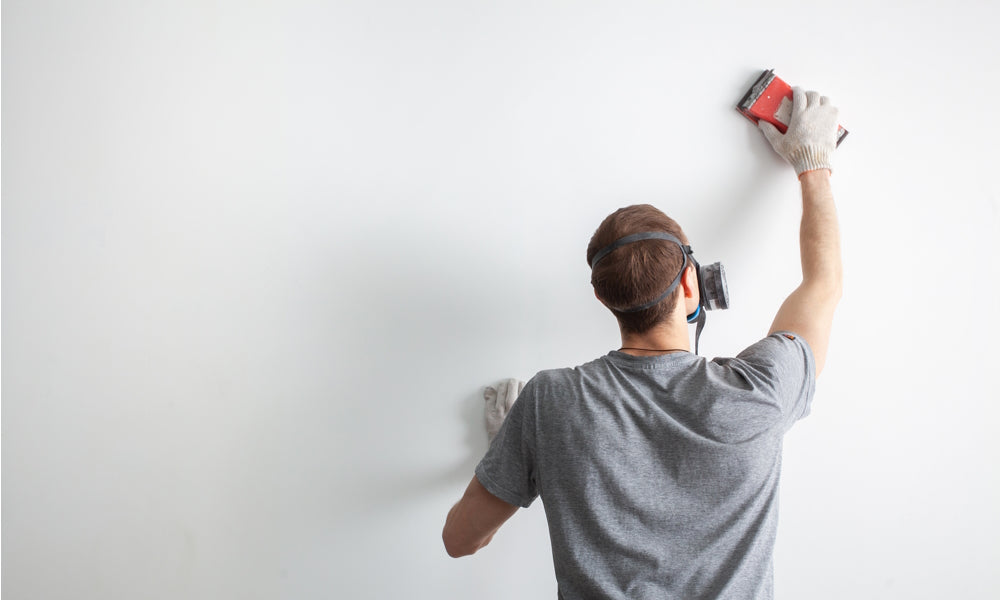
left=590, top=232, right=688, bottom=268
left=590, top=231, right=693, bottom=314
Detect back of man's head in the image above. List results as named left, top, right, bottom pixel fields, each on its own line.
left=587, top=204, right=690, bottom=335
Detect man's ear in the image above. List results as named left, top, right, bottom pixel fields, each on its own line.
left=682, top=265, right=700, bottom=314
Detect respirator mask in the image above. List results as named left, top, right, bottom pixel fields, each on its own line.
left=589, top=231, right=729, bottom=354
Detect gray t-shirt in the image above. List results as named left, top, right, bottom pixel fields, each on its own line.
left=475, top=332, right=816, bottom=600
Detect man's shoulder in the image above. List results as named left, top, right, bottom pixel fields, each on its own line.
left=713, top=331, right=815, bottom=381
left=518, top=357, right=616, bottom=402
left=530, top=355, right=610, bottom=384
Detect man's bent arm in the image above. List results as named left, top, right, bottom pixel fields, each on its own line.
left=769, top=169, right=842, bottom=375
left=442, top=475, right=519, bottom=558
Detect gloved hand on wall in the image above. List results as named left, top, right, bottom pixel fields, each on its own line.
left=484, top=378, right=525, bottom=443
left=759, top=87, right=839, bottom=176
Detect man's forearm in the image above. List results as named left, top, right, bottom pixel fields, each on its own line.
left=763, top=89, right=843, bottom=375
left=798, top=170, right=842, bottom=294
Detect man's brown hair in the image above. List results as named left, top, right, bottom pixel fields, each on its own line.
left=586, top=204, right=690, bottom=335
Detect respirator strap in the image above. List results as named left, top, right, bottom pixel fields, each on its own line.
left=591, top=230, right=710, bottom=354
left=590, top=232, right=691, bottom=314
left=590, top=232, right=686, bottom=268
left=693, top=304, right=706, bottom=355
left=616, top=253, right=688, bottom=314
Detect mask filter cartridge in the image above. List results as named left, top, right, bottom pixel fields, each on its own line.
left=699, top=262, right=730, bottom=311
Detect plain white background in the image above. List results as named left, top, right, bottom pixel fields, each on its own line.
left=3, top=1, right=998, bottom=598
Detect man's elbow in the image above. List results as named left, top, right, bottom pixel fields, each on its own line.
left=442, top=530, right=467, bottom=558
left=442, top=531, right=482, bottom=558
left=802, top=275, right=843, bottom=302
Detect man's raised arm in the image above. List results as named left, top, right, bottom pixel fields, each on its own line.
left=759, top=87, right=843, bottom=376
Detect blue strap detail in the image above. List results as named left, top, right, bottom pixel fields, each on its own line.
left=686, top=304, right=701, bottom=323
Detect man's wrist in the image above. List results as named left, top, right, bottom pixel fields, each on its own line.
left=799, top=168, right=832, bottom=183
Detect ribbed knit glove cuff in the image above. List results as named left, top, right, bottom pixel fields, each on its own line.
left=788, top=146, right=833, bottom=176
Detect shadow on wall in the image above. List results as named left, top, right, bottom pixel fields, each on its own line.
left=344, top=385, right=492, bottom=514
left=441, top=385, right=492, bottom=488
left=694, top=122, right=787, bottom=252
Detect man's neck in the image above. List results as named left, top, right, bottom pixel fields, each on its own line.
left=618, top=320, right=690, bottom=356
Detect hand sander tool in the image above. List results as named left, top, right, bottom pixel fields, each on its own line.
left=737, top=68, right=848, bottom=146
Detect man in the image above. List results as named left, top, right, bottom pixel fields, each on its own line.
left=443, top=87, right=842, bottom=599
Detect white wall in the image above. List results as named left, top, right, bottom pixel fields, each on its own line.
left=3, top=1, right=998, bottom=598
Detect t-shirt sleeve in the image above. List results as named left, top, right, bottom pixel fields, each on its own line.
left=474, top=380, right=539, bottom=508
left=730, top=331, right=817, bottom=431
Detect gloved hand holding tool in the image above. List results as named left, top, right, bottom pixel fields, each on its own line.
left=758, top=86, right=840, bottom=176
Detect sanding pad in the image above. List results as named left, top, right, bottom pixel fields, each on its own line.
left=737, top=69, right=848, bottom=146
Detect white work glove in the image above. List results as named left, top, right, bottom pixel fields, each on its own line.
left=759, top=87, right=839, bottom=176
left=484, top=378, right=525, bottom=443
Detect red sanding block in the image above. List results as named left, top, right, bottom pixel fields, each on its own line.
left=737, top=69, right=848, bottom=146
